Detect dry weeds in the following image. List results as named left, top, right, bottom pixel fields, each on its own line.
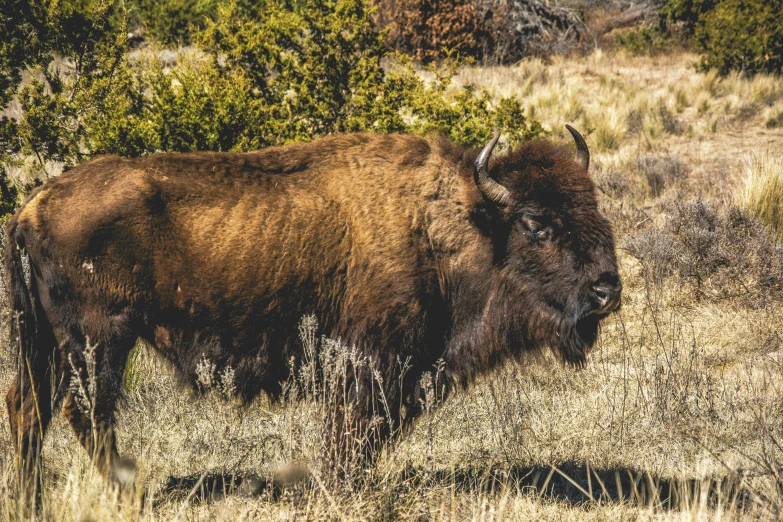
left=3, top=50, right=783, bottom=520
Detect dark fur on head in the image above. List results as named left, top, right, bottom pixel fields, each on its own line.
left=442, top=138, right=619, bottom=382
left=498, top=141, right=618, bottom=362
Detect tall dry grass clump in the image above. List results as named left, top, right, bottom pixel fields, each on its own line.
left=288, top=315, right=402, bottom=484
left=737, top=153, right=783, bottom=241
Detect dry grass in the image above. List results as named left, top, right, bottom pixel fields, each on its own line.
left=737, top=153, right=783, bottom=241
left=3, top=49, right=783, bottom=520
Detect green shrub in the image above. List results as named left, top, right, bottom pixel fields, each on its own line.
left=97, top=0, right=541, bottom=152
left=696, top=0, right=783, bottom=75
left=664, top=0, right=783, bottom=75
left=0, top=0, right=542, bottom=206
left=126, top=0, right=218, bottom=45
left=662, top=0, right=717, bottom=32
left=614, top=26, right=672, bottom=56
left=0, top=0, right=124, bottom=209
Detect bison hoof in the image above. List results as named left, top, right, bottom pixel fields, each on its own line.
left=271, top=463, right=310, bottom=490
left=110, top=457, right=138, bottom=492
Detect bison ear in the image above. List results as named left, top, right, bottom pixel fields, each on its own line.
left=474, top=132, right=513, bottom=207
left=565, top=124, right=589, bottom=171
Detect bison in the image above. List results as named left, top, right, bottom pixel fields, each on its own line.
left=5, top=127, right=620, bottom=491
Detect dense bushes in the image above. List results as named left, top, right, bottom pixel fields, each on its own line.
left=694, top=0, right=783, bottom=75
left=375, top=0, right=783, bottom=72
left=126, top=0, right=218, bottom=45
left=613, top=26, right=673, bottom=56
left=0, top=0, right=542, bottom=211
left=661, top=0, right=717, bottom=32
left=664, top=0, right=783, bottom=75
left=377, top=0, right=486, bottom=62
left=126, top=0, right=587, bottom=64
left=610, top=1, right=783, bottom=74
left=26, top=0, right=783, bottom=76
left=0, top=0, right=125, bottom=216
left=378, top=0, right=585, bottom=63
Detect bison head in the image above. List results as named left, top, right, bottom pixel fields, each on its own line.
left=474, top=126, right=621, bottom=365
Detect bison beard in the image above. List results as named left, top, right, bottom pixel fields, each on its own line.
left=4, top=128, right=620, bottom=491
left=559, top=315, right=600, bottom=366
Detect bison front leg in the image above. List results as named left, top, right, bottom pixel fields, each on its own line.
left=322, top=396, right=372, bottom=479
left=62, top=395, right=137, bottom=487
left=320, top=366, right=401, bottom=480
left=62, top=336, right=137, bottom=490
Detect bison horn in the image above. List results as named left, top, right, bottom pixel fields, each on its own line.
left=565, top=124, right=589, bottom=171
left=474, top=131, right=512, bottom=206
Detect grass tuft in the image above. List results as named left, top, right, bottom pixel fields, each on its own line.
left=737, top=152, right=783, bottom=241
left=634, top=154, right=687, bottom=197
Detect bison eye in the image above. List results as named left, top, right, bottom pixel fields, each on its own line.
left=521, top=217, right=553, bottom=243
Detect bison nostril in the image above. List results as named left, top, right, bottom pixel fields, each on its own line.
left=590, top=283, right=620, bottom=312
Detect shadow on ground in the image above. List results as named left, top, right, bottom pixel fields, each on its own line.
left=159, top=472, right=269, bottom=503
left=420, top=463, right=749, bottom=510
left=160, top=462, right=750, bottom=510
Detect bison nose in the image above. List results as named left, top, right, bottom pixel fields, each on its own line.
left=590, top=279, right=622, bottom=314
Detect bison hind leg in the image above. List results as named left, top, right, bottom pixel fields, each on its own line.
left=5, top=352, right=63, bottom=508
left=5, top=318, right=64, bottom=508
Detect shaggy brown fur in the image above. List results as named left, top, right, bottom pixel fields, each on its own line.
left=4, top=131, right=620, bottom=487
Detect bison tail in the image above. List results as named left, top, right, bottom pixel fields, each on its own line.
left=4, top=217, right=40, bottom=361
